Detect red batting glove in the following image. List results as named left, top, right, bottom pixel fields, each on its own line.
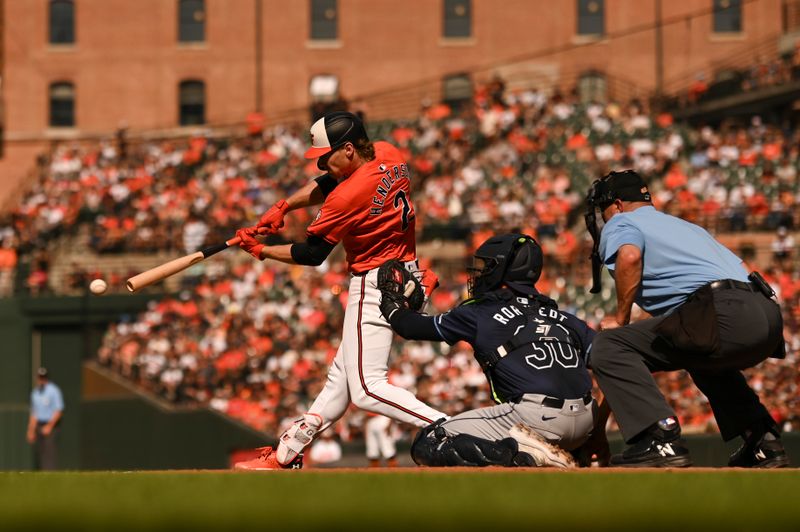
left=420, top=269, right=440, bottom=299
left=236, top=227, right=265, bottom=260
left=257, top=199, right=289, bottom=234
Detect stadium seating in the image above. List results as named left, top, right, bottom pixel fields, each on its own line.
left=4, top=76, right=799, bottom=442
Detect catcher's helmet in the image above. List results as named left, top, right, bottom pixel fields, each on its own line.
left=468, top=234, right=543, bottom=298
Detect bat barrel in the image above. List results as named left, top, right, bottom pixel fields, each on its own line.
left=125, top=236, right=241, bottom=293
left=125, top=251, right=206, bottom=292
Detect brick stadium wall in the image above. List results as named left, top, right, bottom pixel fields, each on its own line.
left=3, top=0, right=786, bottom=132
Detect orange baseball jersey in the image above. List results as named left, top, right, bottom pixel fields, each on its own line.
left=307, top=141, right=417, bottom=274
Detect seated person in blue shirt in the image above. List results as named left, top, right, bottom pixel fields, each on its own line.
left=584, top=170, right=788, bottom=468
left=379, top=234, right=599, bottom=468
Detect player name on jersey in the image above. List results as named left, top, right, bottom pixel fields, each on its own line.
left=492, top=300, right=569, bottom=326
left=371, top=163, right=411, bottom=216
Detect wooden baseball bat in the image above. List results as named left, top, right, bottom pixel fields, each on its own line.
left=126, top=235, right=243, bottom=292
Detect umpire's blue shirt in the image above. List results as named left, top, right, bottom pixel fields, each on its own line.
left=599, top=206, right=748, bottom=316
left=31, top=382, right=64, bottom=423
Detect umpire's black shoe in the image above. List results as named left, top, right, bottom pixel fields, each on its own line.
left=728, top=432, right=790, bottom=468
left=611, top=418, right=693, bottom=468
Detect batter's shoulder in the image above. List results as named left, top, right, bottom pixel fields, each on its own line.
left=373, top=141, right=403, bottom=161
left=320, top=182, right=353, bottom=209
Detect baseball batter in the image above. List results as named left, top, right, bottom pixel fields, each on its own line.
left=379, top=234, right=596, bottom=467
left=234, top=111, right=445, bottom=470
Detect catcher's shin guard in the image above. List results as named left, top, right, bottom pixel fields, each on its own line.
left=276, top=413, right=323, bottom=465
left=411, top=420, right=533, bottom=467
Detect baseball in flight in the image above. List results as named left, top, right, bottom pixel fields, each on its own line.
left=89, top=279, right=108, bottom=295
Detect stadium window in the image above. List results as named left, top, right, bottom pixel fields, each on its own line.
left=179, top=80, right=205, bottom=126
left=577, top=71, right=607, bottom=103
left=443, top=0, right=471, bottom=38
left=310, top=0, right=338, bottom=41
left=713, top=0, right=742, bottom=33
left=309, top=74, right=340, bottom=103
left=49, top=0, right=75, bottom=45
left=577, top=0, right=605, bottom=36
left=442, top=74, right=473, bottom=111
left=49, top=82, right=75, bottom=127
left=178, top=0, right=206, bottom=43
left=309, top=74, right=343, bottom=120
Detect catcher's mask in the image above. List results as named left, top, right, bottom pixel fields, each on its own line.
left=468, top=234, right=543, bottom=298
left=584, top=170, right=651, bottom=293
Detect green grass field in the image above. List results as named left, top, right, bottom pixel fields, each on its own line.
left=1, top=469, right=798, bottom=531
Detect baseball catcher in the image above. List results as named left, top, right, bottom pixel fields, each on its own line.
left=379, top=233, right=605, bottom=468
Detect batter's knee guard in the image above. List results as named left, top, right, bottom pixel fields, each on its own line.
left=411, top=420, right=534, bottom=467
left=276, top=413, right=323, bottom=465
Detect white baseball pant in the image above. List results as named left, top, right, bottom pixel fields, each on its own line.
left=308, top=265, right=446, bottom=431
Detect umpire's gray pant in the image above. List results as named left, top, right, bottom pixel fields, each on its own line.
left=440, top=394, right=595, bottom=451
left=590, top=287, right=783, bottom=443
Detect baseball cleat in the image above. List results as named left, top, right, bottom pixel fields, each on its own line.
left=728, top=432, right=790, bottom=468
left=611, top=417, right=692, bottom=468
left=233, top=446, right=304, bottom=471
left=610, top=437, right=692, bottom=468
left=277, top=413, right=323, bottom=464
left=509, top=424, right=577, bottom=468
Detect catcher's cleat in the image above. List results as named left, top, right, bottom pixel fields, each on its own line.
left=233, top=446, right=304, bottom=471
left=509, top=424, right=577, bottom=468
left=611, top=417, right=692, bottom=468
left=728, top=432, right=790, bottom=469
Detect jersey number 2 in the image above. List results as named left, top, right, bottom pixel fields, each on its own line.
left=393, top=190, right=412, bottom=231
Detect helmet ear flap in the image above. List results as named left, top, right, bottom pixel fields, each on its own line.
left=505, top=236, right=543, bottom=285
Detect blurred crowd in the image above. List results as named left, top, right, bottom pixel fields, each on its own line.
left=95, top=243, right=800, bottom=443
left=94, top=256, right=496, bottom=444
left=3, top=71, right=800, bottom=297
left=3, top=73, right=800, bottom=442
left=684, top=42, right=800, bottom=106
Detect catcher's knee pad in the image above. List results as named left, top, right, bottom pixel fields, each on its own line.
left=276, top=413, right=323, bottom=465
left=411, top=420, right=525, bottom=467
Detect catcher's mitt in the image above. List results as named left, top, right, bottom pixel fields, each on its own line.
left=377, top=259, right=425, bottom=312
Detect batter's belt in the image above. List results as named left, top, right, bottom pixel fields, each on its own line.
left=353, top=259, right=418, bottom=276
